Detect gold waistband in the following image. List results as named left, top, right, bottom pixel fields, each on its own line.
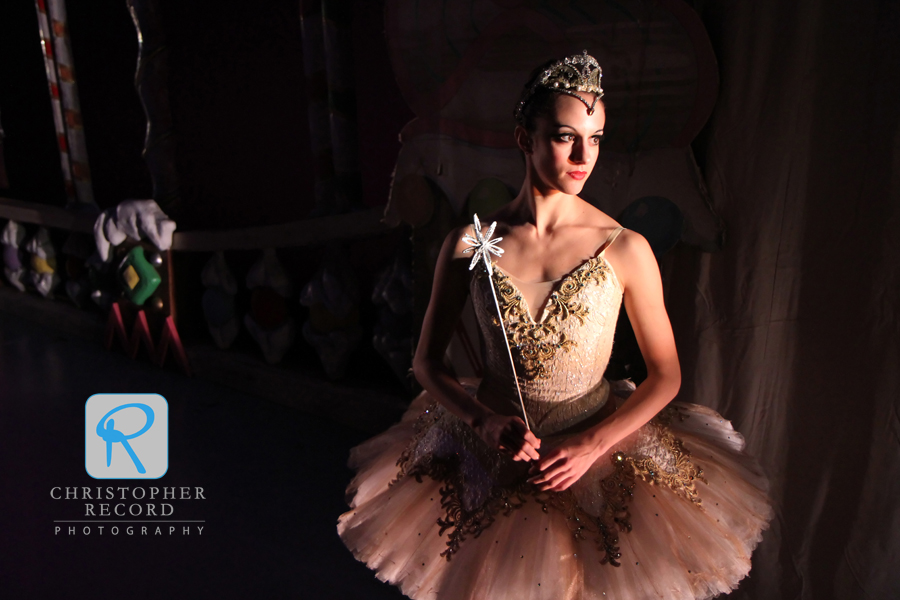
left=475, top=376, right=611, bottom=437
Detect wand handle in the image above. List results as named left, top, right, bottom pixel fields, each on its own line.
left=486, top=261, right=531, bottom=431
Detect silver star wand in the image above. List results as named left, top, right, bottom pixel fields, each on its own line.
left=462, top=214, right=531, bottom=431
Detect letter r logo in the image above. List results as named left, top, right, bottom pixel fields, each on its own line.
left=86, top=394, right=168, bottom=479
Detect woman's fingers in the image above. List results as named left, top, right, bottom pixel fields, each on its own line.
left=531, top=467, right=566, bottom=486
left=498, top=437, right=539, bottom=462
left=544, top=474, right=578, bottom=492
left=535, top=471, right=568, bottom=490
left=529, top=461, right=567, bottom=485
left=480, top=416, right=542, bottom=460
left=510, top=444, right=540, bottom=461
left=535, top=452, right=566, bottom=476
left=558, top=476, right=579, bottom=491
left=500, top=443, right=524, bottom=461
left=517, top=439, right=541, bottom=460
left=499, top=430, right=541, bottom=461
left=534, top=464, right=579, bottom=490
left=506, top=449, right=536, bottom=462
left=510, top=419, right=542, bottom=450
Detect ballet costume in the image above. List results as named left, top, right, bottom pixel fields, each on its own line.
left=338, top=226, right=773, bottom=600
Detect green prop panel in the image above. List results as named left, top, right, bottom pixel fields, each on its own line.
left=117, top=246, right=162, bottom=306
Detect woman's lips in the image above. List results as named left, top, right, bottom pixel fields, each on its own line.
left=567, top=171, right=587, bottom=180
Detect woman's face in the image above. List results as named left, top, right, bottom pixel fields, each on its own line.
left=524, top=93, right=605, bottom=196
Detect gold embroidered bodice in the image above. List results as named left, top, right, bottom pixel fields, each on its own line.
left=392, top=227, right=714, bottom=564
left=468, top=229, right=624, bottom=437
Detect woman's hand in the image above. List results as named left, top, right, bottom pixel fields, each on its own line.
left=528, top=433, right=603, bottom=491
left=472, top=414, right=541, bottom=462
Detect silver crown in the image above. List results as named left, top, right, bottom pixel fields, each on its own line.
left=515, top=50, right=604, bottom=125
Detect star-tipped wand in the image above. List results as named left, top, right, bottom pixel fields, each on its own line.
left=461, top=214, right=530, bottom=431
left=461, top=213, right=504, bottom=271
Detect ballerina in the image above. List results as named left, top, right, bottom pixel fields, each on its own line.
left=338, top=50, right=772, bottom=600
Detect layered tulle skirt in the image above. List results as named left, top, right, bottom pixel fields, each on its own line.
left=338, top=383, right=773, bottom=600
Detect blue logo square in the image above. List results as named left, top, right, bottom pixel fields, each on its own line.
left=85, top=394, right=168, bottom=479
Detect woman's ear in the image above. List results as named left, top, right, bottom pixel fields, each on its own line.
left=514, top=125, right=533, bottom=155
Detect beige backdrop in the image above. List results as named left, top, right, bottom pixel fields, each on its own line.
left=665, top=1, right=900, bottom=598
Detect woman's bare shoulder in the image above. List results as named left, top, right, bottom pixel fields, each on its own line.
left=565, top=200, right=624, bottom=252
left=574, top=198, right=620, bottom=229
left=444, top=225, right=472, bottom=258
left=608, top=227, right=650, bottom=255
left=602, top=227, right=655, bottom=290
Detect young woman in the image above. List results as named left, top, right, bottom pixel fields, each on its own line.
left=339, top=51, right=772, bottom=600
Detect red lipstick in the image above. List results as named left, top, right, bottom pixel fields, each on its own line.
left=567, top=171, right=587, bottom=180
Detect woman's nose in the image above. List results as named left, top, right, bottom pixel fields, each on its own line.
left=569, top=142, right=587, bottom=164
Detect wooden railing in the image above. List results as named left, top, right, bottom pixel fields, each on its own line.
left=0, top=197, right=391, bottom=250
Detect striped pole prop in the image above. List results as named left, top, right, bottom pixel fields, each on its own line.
left=34, top=0, right=94, bottom=205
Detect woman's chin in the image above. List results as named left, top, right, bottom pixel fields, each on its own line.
left=533, top=175, right=590, bottom=196
left=559, top=178, right=589, bottom=195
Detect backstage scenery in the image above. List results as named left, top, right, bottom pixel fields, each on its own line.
left=1, top=1, right=898, bottom=599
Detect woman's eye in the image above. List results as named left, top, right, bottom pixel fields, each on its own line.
left=554, top=134, right=574, bottom=142
left=591, top=135, right=604, bottom=144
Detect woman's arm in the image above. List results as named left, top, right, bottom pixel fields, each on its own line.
left=412, top=227, right=541, bottom=462
left=530, top=230, right=681, bottom=490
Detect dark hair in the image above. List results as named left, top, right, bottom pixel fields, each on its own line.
left=515, top=58, right=605, bottom=133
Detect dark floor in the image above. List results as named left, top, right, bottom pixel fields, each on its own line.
left=0, top=310, right=407, bottom=600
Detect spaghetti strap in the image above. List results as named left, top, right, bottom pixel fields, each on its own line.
left=598, top=226, right=626, bottom=255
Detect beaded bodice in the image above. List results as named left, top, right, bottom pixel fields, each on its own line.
left=384, top=226, right=726, bottom=566
left=469, top=243, right=624, bottom=437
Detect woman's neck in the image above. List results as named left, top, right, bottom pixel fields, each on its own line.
left=514, top=171, right=579, bottom=237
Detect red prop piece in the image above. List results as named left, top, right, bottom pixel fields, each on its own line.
left=104, top=301, right=191, bottom=376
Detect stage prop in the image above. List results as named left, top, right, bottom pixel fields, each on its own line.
left=126, top=0, right=180, bottom=215
left=371, top=249, right=414, bottom=386
left=0, top=2, right=409, bottom=430
left=200, top=251, right=240, bottom=350
left=300, top=247, right=362, bottom=380
left=25, top=226, right=60, bottom=297
left=2, top=220, right=27, bottom=292
left=244, top=248, right=296, bottom=365
left=93, top=199, right=188, bottom=374
left=33, top=0, right=94, bottom=206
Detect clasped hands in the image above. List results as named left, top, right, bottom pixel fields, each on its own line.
left=471, top=413, right=602, bottom=493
